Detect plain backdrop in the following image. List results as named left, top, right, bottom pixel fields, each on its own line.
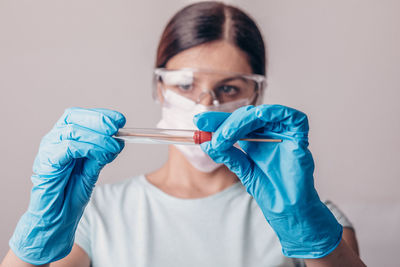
left=1, top=0, right=399, bottom=266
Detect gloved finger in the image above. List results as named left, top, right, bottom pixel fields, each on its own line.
left=193, top=111, right=231, bottom=132
left=80, top=158, right=117, bottom=182
left=201, top=141, right=252, bottom=178
left=211, top=104, right=308, bottom=150
left=256, top=104, right=309, bottom=132
left=66, top=140, right=121, bottom=165
left=200, top=141, right=265, bottom=195
left=34, top=140, right=121, bottom=174
left=54, top=124, right=124, bottom=154
left=56, top=107, right=126, bottom=135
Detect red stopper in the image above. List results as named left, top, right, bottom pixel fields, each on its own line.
left=193, top=130, right=212, bottom=144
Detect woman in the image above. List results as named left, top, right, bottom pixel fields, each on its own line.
left=2, top=2, right=365, bottom=266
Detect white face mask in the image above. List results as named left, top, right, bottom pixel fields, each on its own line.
left=157, top=90, right=248, bottom=173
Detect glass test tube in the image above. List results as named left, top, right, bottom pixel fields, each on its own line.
left=115, top=128, right=282, bottom=145
left=115, top=128, right=198, bottom=145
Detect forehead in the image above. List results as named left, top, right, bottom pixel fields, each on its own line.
left=165, top=41, right=252, bottom=74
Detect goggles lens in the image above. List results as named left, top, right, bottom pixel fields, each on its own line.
left=154, top=68, right=265, bottom=105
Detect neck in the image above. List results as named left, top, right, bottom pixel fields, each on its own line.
left=146, top=145, right=239, bottom=199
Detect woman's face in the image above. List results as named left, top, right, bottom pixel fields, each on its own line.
left=164, top=41, right=254, bottom=106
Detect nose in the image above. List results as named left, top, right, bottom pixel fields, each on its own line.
left=197, top=89, right=219, bottom=106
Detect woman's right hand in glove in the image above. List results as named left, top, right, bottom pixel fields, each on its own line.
left=9, top=107, right=125, bottom=265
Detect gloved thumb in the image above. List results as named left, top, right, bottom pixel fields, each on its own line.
left=91, top=108, right=126, bottom=129
left=193, top=111, right=230, bottom=132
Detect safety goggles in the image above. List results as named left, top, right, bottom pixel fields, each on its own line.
left=153, top=68, right=266, bottom=106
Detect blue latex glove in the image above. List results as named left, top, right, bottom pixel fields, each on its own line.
left=9, top=107, right=125, bottom=264
left=194, top=105, right=342, bottom=258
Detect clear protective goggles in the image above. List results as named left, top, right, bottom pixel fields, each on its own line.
left=153, top=68, right=266, bottom=106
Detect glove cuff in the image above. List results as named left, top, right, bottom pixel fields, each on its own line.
left=268, top=201, right=343, bottom=258
left=9, top=211, right=77, bottom=264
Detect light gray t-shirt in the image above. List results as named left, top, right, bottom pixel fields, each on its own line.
left=75, top=175, right=352, bottom=267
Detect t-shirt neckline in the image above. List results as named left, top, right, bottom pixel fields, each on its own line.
left=139, top=174, right=244, bottom=204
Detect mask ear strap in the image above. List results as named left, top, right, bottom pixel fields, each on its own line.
left=156, top=83, right=166, bottom=104
left=153, top=69, right=167, bottom=104
left=251, top=91, right=259, bottom=105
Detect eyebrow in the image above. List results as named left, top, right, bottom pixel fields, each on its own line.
left=217, top=76, right=251, bottom=84
left=191, top=75, right=251, bottom=85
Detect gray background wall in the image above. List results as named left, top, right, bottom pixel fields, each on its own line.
left=1, top=0, right=399, bottom=265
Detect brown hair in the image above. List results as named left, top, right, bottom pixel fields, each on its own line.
left=155, top=1, right=266, bottom=76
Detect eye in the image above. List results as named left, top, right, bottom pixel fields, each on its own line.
left=217, top=85, right=240, bottom=96
left=177, top=83, right=193, bottom=91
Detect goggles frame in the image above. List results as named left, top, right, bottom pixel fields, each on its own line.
left=153, top=68, right=267, bottom=106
